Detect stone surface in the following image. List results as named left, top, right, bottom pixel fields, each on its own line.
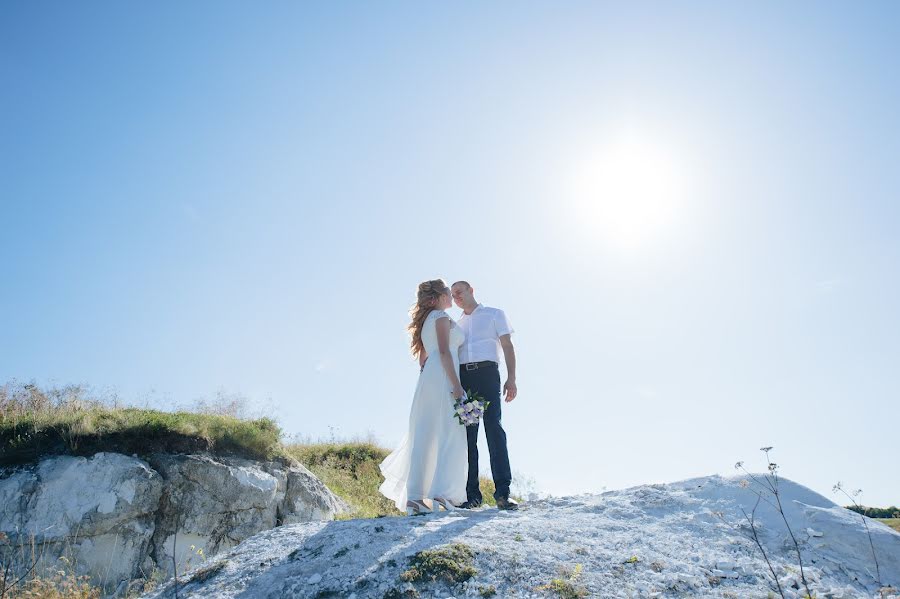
left=0, top=452, right=348, bottom=596
left=0, top=452, right=163, bottom=589
left=136, top=476, right=900, bottom=599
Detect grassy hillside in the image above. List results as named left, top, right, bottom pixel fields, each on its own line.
left=0, top=383, right=284, bottom=467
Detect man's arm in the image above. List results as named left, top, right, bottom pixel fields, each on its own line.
left=499, top=334, right=517, bottom=402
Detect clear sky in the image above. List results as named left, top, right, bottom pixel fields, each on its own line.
left=2, top=2, right=898, bottom=505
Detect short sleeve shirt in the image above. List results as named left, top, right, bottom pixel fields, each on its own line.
left=457, top=304, right=514, bottom=364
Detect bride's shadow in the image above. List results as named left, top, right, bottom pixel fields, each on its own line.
left=232, top=508, right=501, bottom=598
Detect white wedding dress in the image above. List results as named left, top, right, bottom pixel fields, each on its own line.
left=379, top=309, right=468, bottom=511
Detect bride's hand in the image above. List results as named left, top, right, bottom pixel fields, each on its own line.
left=451, top=384, right=465, bottom=400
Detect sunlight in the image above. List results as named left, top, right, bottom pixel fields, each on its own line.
left=568, top=135, right=689, bottom=251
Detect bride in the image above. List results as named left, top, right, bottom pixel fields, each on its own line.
left=379, top=279, right=468, bottom=515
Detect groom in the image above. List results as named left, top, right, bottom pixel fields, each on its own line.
left=451, top=281, right=519, bottom=511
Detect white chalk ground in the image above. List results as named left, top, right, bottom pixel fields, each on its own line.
left=142, top=475, right=900, bottom=598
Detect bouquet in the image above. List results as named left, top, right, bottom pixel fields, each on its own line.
left=452, top=390, right=490, bottom=426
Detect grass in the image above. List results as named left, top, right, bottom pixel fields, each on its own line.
left=0, top=382, right=285, bottom=466
left=285, top=441, right=400, bottom=519
left=0, top=572, right=100, bottom=599
left=478, top=477, right=499, bottom=507
left=0, top=533, right=106, bottom=599
left=536, top=564, right=588, bottom=598
left=879, top=518, right=900, bottom=533
left=399, top=543, right=477, bottom=584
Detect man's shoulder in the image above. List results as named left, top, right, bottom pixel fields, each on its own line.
left=479, top=305, right=505, bottom=315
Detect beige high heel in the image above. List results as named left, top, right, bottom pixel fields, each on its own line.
left=406, top=499, right=432, bottom=516
left=432, top=497, right=456, bottom=512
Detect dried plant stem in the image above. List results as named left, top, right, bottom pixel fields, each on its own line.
left=739, top=497, right=786, bottom=599
left=770, top=477, right=813, bottom=598
left=0, top=536, right=44, bottom=599
left=834, top=484, right=881, bottom=585
left=736, top=448, right=813, bottom=599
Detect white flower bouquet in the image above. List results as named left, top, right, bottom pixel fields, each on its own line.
left=452, top=391, right=489, bottom=426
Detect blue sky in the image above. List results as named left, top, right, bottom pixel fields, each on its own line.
left=2, top=2, right=899, bottom=505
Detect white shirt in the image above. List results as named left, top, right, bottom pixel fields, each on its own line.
left=457, top=304, right=514, bottom=364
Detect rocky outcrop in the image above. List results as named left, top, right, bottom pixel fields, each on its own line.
left=0, top=452, right=347, bottom=596
left=138, top=476, right=900, bottom=599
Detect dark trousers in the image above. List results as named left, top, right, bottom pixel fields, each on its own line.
left=460, top=362, right=512, bottom=503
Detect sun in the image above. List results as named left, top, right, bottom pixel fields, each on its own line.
left=568, top=135, right=689, bottom=251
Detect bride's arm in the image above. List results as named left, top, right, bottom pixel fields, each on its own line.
left=435, top=316, right=465, bottom=399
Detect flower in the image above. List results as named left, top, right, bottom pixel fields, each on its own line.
left=451, top=391, right=490, bottom=425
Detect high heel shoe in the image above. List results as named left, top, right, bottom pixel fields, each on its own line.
left=432, top=497, right=456, bottom=512
left=406, top=499, right=432, bottom=516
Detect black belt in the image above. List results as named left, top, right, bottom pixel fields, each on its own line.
left=462, top=360, right=497, bottom=371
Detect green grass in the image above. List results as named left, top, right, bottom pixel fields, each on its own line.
left=879, top=518, right=900, bottom=533
left=536, top=565, right=588, bottom=598
left=1, top=381, right=286, bottom=467
left=399, top=543, right=477, bottom=584
left=285, top=441, right=400, bottom=519
left=1, top=406, right=285, bottom=467
left=479, top=478, right=498, bottom=507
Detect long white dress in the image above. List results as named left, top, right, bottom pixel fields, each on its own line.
left=379, top=309, right=468, bottom=511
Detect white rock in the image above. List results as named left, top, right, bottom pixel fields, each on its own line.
left=132, top=474, right=900, bottom=598
left=307, top=573, right=322, bottom=584
left=1, top=452, right=346, bottom=595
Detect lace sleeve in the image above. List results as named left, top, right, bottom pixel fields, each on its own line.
left=431, top=309, right=450, bottom=321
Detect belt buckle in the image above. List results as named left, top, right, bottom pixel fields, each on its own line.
left=465, top=363, right=478, bottom=371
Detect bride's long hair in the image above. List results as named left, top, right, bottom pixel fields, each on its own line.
left=408, top=279, right=449, bottom=360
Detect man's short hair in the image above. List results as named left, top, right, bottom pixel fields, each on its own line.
left=451, top=281, right=471, bottom=290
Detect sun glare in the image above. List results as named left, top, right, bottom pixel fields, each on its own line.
left=569, top=136, right=689, bottom=251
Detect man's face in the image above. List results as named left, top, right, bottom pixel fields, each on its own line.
left=451, top=284, right=472, bottom=308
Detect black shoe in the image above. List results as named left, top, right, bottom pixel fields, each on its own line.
left=496, top=497, right=519, bottom=511
left=456, top=500, right=482, bottom=510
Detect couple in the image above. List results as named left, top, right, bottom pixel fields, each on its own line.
left=379, top=279, right=519, bottom=515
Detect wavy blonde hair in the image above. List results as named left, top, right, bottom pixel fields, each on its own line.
left=408, top=279, right=449, bottom=359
